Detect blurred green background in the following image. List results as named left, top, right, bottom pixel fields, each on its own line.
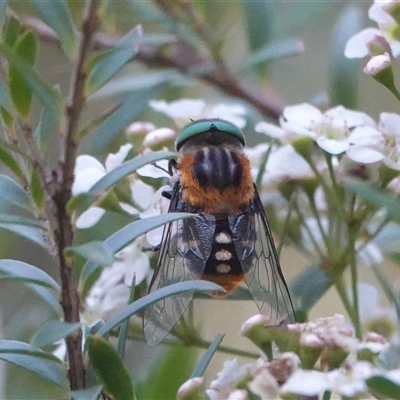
left=1, top=0, right=399, bottom=398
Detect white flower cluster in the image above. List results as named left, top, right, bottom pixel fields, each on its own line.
left=178, top=314, right=399, bottom=400
left=256, top=103, right=400, bottom=176
left=345, top=0, right=400, bottom=77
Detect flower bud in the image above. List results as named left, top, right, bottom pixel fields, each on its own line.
left=364, top=53, right=400, bottom=100
left=177, top=377, right=208, bottom=400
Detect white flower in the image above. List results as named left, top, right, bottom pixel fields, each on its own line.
left=282, top=361, right=378, bottom=397
left=263, top=144, right=313, bottom=188
left=259, top=104, right=377, bottom=157
left=73, top=144, right=133, bottom=229
left=142, top=127, right=176, bottom=147
left=140, top=185, right=172, bottom=246
left=125, top=121, right=156, bottom=136
left=83, top=237, right=150, bottom=324
left=207, top=359, right=255, bottom=400
left=149, top=99, right=247, bottom=128
left=379, top=112, right=400, bottom=138
left=73, top=144, right=156, bottom=228
left=345, top=1, right=400, bottom=59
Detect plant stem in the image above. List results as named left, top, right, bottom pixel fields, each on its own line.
left=54, top=0, right=100, bottom=391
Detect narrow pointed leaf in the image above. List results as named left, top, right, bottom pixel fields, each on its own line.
left=69, top=151, right=175, bottom=216
left=9, top=30, right=38, bottom=117
left=34, top=103, right=61, bottom=151
left=345, top=180, right=400, bottom=223
left=0, top=145, right=23, bottom=178
left=242, top=1, right=273, bottom=51
left=329, top=5, right=362, bottom=108
left=32, top=0, right=78, bottom=58
left=0, top=259, right=60, bottom=290
left=290, top=265, right=332, bottom=310
left=244, top=38, right=303, bottom=71
left=191, top=333, right=225, bottom=378
left=98, top=280, right=224, bottom=337
left=0, top=223, right=46, bottom=247
left=27, top=282, right=62, bottom=315
left=0, top=213, right=44, bottom=228
left=65, top=241, right=115, bottom=266
left=0, top=41, right=63, bottom=116
left=0, top=340, right=66, bottom=386
left=144, top=345, right=197, bottom=400
left=87, top=335, right=134, bottom=400
left=31, top=320, right=81, bottom=348
left=366, top=375, right=400, bottom=398
left=0, top=0, right=8, bottom=28
left=72, top=385, right=103, bottom=400
left=85, top=25, right=142, bottom=95
left=0, top=174, right=32, bottom=213
left=4, top=15, right=19, bottom=47
left=85, top=85, right=165, bottom=155
left=79, top=213, right=194, bottom=295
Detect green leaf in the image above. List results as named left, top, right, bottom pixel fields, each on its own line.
left=69, top=150, right=175, bottom=216
left=87, top=335, right=134, bottom=400
left=98, top=280, right=224, bottom=337
left=0, top=174, right=32, bottom=213
left=34, top=102, right=62, bottom=152
left=191, top=333, right=225, bottom=378
left=0, top=259, right=60, bottom=290
left=0, top=0, right=8, bottom=29
left=4, top=15, right=20, bottom=47
left=31, top=320, right=81, bottom=348
left=345, top=180, right=400, bottom=224
left=79, top=213, right=194, bottom=295
left=31, top=168, right=45, bottom=210
left=84, top=85, right=165, bottom=155
left=366, top=375, right=400, bottom=399
left=0, top=340, right=66, bottom=387
left=117, top=279, right=135, bottom=358
left=28, top=282, right=62, bottom=315
left=72, top=385, right=103, bottom=400
left=89, top=70, right=181, bottom=100
left=0, top=260, right=61, bottom=313
left=290, top=265, right=332, bottom=310
left=0, top=222, right=46, bottom=247
left=0, top=213, right=44, bottom=228
left=242, top=0, right=273, bottom=52
left=9, top=30, right=38, bottom=117
left=85, top=25, right=142, bottom=96
left=65, top=241, right=115, bottom=266
left=0, top=144, right=23, bottom=179
left=32, top=0, right=78, bottom=58
left=329, top=5, right=362, bottom=108
left=244, top=38, right=303, bottom=71
left=0, top=41, right=63, bottom=117
left=0, top=76, right=11, bottom=108
left=143, top=346, right=197, bottom=400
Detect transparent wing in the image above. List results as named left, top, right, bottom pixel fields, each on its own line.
left=230, top=187, right=295, bottom=325
left=143, top=185, right=213, bottom=346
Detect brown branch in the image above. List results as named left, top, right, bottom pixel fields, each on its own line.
left=51, top=0, right=100, bottom=391
left=24, top=16, right=284, bottom=122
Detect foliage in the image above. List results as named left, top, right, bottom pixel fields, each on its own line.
left=0, top=1, right=400, bottom=399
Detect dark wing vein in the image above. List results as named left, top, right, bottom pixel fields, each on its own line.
left=231, top=187, right=295, bottom=325
left=143, top=184, right=213, bottom=346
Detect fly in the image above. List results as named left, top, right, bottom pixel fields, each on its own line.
left=143, top=119, right=295, bottom=346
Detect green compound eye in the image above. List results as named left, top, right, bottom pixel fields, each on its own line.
left=175, top=119, right=245, bottom=151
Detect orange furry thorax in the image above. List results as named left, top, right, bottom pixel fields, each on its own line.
left=178, top=148, right=254, bottom=214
